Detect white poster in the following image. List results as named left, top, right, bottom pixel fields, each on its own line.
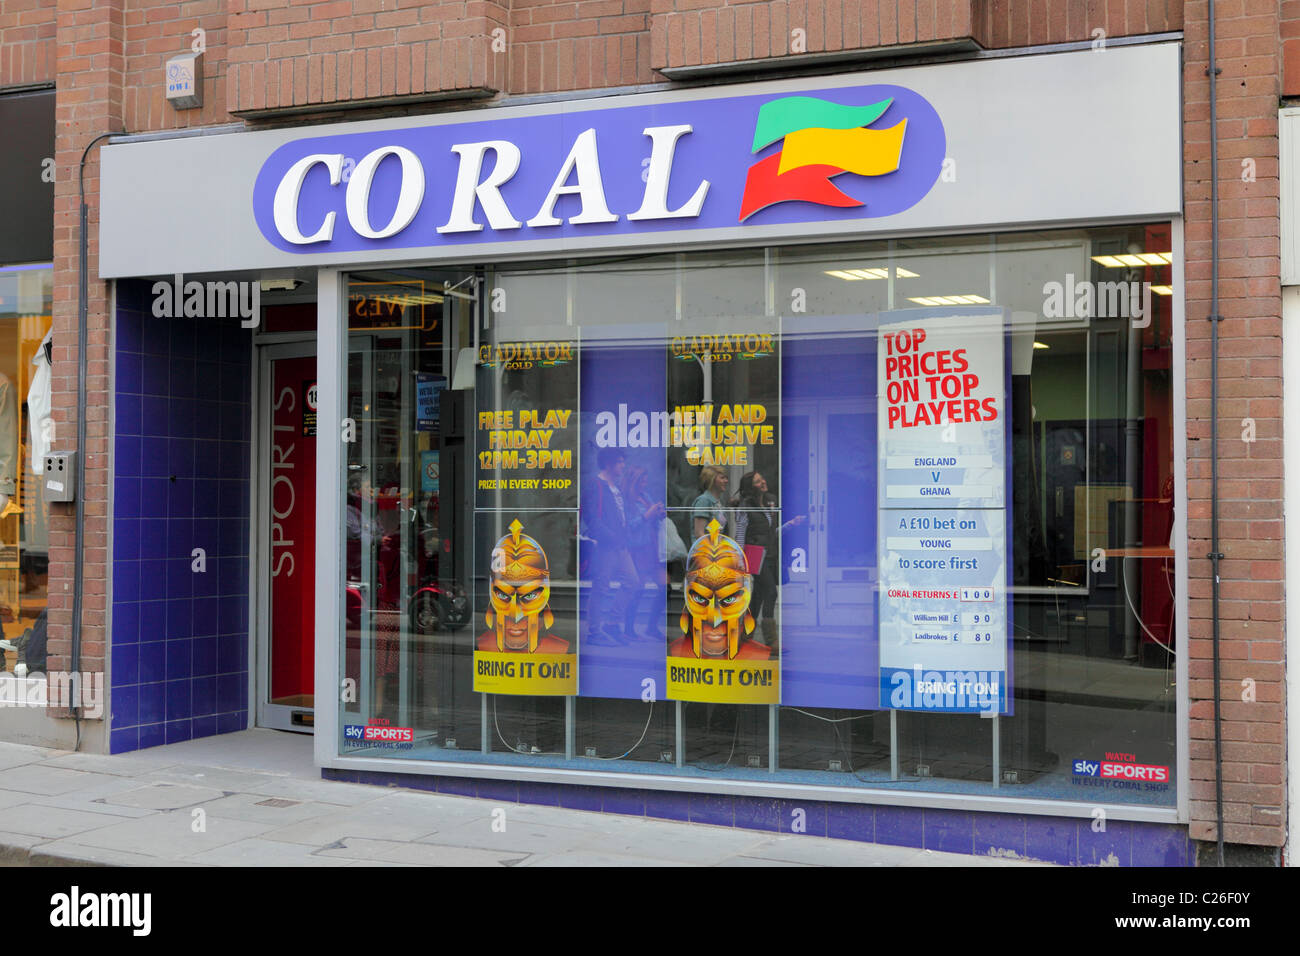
left=877, top=308, right=1010, bottom=713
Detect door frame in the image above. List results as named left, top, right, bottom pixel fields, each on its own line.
left=254, top=339, right=317, bottom=732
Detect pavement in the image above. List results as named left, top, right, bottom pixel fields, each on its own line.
left=0, top=729, right=1052, bottom=866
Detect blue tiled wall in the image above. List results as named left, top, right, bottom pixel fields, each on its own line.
left=110, top=279, right=253, bottom=753
left=323, top=768, right=1193, bottom=866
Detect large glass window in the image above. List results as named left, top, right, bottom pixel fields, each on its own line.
left=0, top=263, right=53, bottom=681
left=337, top=224, right=1178, bottom=810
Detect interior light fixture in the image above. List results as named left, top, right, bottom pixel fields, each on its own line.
left=1090, top=252, right=1173, bottom=268
left=1033, top=341, right=1050, bottom=350
left=259, top=276, right=303, bottom=292
left=907, top=294, right=991, bottom=306
left=823, top=266, right=921, bottom=281
left=1150, top=285, right=1173, bottom=296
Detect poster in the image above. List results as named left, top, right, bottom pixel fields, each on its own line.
left=778, top=316, right=877, bottom=710
left=415, top=372, right=443, bottom=432
left=301, top=379, right=317, bottom=436
left=475, top=338, right=578, bottom=510
left=876, top=308, right=1011, bottom=713
left=420, top=451, right=439, bottom=494
left=665, top=517, right=779, bottom=704
left=473, top=512, right=577, bottom=696
left=665, top=330, right=780, bottom=512
left=663, top=325, right=781, bottom=704
left=577, top=340, right=669, bottom=700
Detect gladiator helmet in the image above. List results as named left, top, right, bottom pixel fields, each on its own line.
left=485, top=518, right=554, bottom=652
left=679, top=518, right=755, bottom=658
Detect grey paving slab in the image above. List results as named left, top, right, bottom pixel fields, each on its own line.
left=0, top=788, right=38, bottom=811
left=42, top=752, right=177, bottom=777
left=102, top=782, right=228, bottom=810
left=0, top=829, right=47, bottom=852
left=29, top=839, right=208, bottom=867
left=31, top=774, right=172, bottom=818
left=146, top=765, right=313, bottom=796
left=0, top=804, right=122, bottom=839
left=219, top=775, right=391, bottom=807
left=66, top=811, right=277, bottom=861
left=259, top=809, right=441, bottom=847
left=0, top=764, right=101, bottom=795
left=0, top=746, right=47, bottom=771
left=360, top=791, right=498, bottom=832
left=197, top=792, right=350, bottom=825
left=419, top=817, right=592, bottom=856
left=140, top=729, right=318, bottom=777
left=316, top=837, right=525, bottom=866
left=0, top=736, right=1058, bottom=868
left=187, top=838, right=359, bottom=867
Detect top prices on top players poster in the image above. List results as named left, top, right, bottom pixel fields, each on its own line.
left=876, top=307, right=1011, bottom=714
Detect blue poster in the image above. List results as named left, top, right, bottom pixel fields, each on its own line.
left=779, top=315, right=878, bottom=710
left=578, top=338, right=667, bottom=700
left=415, top=373, right=443, bottom=431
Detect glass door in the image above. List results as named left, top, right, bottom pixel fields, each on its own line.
left=256, top=342, right=317, bottom=731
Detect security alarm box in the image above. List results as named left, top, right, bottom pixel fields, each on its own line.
left=43, top=452, right=75, bottom=502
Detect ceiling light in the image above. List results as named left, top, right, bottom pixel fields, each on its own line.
left=1091, top=252, right=1172, bottom=268
left=907, top=294, right=990, bottom=307
left=824, top=266, right=922, bottom=281
left=1033, top=341, right=1050, bottom=350
left=1151, top=285, right=1173, bottom=296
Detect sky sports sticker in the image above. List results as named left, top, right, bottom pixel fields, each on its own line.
left=1072, top=753, right=1169, bottom=790
left=344, top=724, right=414, bottom=744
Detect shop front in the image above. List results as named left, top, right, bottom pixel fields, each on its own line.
left=99, top=41, right=1191, bottom=862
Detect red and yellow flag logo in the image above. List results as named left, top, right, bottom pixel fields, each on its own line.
left=739, top=95, right=907, bottom=222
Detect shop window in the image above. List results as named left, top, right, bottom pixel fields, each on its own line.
left=337, top=224, right=1177, bottom=810
left=0, top=264, right=53, bottom=679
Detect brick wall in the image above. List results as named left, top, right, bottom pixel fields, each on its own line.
left=1183, top=0, right=1288, bottom=849
left=0, top=0, right=57, bottom=89
left=122, top=0, right=229, bottom=133
left=648, top=0, right=1182, bottom=73
left=225, top=0, right=510, bottom=115
left=46, top=0, right=121, bottom=714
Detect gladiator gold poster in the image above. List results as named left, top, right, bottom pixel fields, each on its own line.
left=473, top=513, right=578, bottom=696
left=665, top=519, right=778, bottom=704
left=664, top=325, right=781, bottom=704
left=475, top=338, right=578, bottom=511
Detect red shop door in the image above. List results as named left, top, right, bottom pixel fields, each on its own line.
left=259, top=346, right=317, bottom=730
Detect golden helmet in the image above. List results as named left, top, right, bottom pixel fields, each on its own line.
left=485, top=518, right=554, bottom=652
left=679, top=518, right=755, bottom=658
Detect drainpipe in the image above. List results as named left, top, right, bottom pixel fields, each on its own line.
left=75, top=130, right=124, bottom=750
left=1205, top=2, right=1226, bottom=867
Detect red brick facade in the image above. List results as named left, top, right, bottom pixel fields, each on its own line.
left=1, top=0, right=1289, bottom=855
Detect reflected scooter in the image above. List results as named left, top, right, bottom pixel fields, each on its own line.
left=407, top=523, right=471, bottom=636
